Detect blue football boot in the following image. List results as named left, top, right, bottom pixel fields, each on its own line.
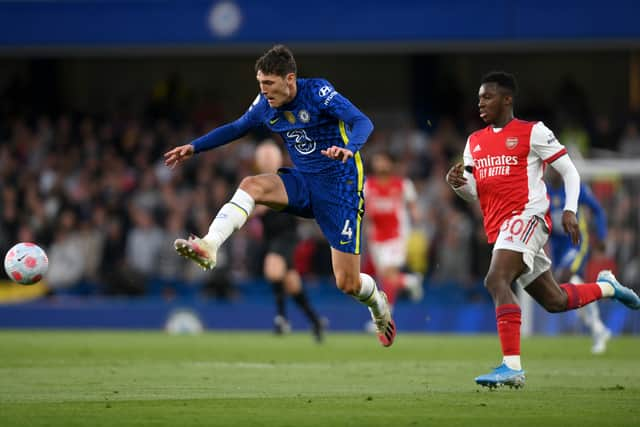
left=475, top=363, right=525, bottom=389
left=597, top=270, right=640, bottom=310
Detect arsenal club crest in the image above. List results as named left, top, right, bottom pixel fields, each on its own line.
left=505, top=137, right=519, bottom=149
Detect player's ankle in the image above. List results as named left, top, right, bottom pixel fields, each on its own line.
left=202, top=233, right=221, bottom=249
left=503, top=355, right=522, bottom=370
left=596, top=282, right=614, bottom=298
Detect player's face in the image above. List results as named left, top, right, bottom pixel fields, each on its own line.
left=257, top=71, right=296, bottom=108
left=478, top=83, right=511, bottom=125
left=372, top=154, right=393, bottom=176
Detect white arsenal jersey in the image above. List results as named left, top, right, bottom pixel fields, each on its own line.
left=464, top=119, right=567, bottom=243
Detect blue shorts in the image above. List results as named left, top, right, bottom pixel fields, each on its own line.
left=277, top=167, right=364, bottom=254
left=551, top=239, right=589, bottom=276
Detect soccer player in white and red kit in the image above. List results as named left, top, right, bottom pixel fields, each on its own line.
left=364, top=151, right=423, bottom=312
left=446, top=71, right=640, bottom=389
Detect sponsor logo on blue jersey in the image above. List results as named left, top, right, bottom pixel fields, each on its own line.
left=286, top=129, right=317, bottom=155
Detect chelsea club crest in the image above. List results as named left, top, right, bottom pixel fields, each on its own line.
left=298, top=110, right=310, bottom=123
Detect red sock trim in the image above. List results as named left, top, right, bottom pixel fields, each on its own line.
left=560, top=283, right=603, bottom=310
left=381, top=277, right=401, bottom=305
left=496, top=304, right=521, bottom=356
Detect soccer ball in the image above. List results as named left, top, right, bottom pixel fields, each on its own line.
left=4, top=242, right=49, bottom=285
left=165, top=309, right=204, bottom=335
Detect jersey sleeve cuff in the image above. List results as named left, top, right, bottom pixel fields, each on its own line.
left=544, top=148, right=567, bottom=164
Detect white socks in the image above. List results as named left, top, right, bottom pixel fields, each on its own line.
left=356, top=273, right=386, bottom=317
left=203, top=189, right=255, bottom=247
left=597, top=282, right=615, bottom=298
left=503, top=355, right=522, bottom=371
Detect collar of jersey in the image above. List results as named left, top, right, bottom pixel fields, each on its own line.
left=490, top=117, right=515, bottom=133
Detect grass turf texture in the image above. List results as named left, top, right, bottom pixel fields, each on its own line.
left=0, top=331, right=638, bottom=426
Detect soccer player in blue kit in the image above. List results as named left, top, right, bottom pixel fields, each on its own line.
left=547, top=169, right=612, bottom=353
left=164, top=45, right=396, bottom=346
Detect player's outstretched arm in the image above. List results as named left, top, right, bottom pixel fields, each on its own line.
left=164, top=97, right=262, bottom=169
left=164, top=144, right=195, bottom=169
left=321, top=146, right=354, bottom=163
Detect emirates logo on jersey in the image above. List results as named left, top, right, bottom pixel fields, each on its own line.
left=505, top=137, right=519, bottom=150
left=474, top=154, right=518, bottom=180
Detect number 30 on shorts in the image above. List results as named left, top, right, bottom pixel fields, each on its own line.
left=500, top=217, right=526, bottom=236
left=500, top=216, right=539, bottom=244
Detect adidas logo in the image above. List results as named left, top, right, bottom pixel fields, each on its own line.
left=473, top=145, right=482, bottom=152
left=505, top=235, right=514, bottom=242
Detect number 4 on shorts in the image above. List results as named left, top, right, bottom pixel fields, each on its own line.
left=341, top=219, right=353, bottom=240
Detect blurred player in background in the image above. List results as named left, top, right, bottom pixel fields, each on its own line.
left=547, top=168, right=611, bottom=353
left=164, top=44, right=396, bottom=347
left=254, top=140, right=325, bottom=342
left=364, top=151, right=423, bottom=321
left=446, top=71, right=640, bottom=388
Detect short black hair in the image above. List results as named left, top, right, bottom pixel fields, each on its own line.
left=255, top=44, right=297, bottom=77
left=481, top=71, right=518, bottom=96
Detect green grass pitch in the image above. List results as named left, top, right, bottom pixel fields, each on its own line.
left=0, top=330, right=638, bottom=426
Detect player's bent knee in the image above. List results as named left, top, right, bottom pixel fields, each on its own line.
left=239, top=175, right=270, bottom=199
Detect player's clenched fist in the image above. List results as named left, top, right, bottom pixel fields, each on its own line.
left=445, top=163, right=468, bottom=188
left=321, top=146, right=354, bottom=163
left=164, top=144, right=195, bottom=169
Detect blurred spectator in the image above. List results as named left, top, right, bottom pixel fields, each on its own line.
left=46, top=209, right=86, bottom=292
left=590, top=114, right=620, bottom=155
left=558, top=119, right=590, bottom=159
left=125, top=206, right=164, bottom=282
left=618, top=120, right=640, bottom=157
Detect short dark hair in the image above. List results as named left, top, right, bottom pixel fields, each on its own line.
left=481, top=71, right=518, bottom=96
left=255, top=44, right=297, bottom=77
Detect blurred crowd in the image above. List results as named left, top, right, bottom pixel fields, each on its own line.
left=1, top=77, right=639, bottom=301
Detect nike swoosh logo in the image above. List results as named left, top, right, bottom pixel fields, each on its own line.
left=269, top=118, right=279, bottom=125
left=339, top=240, right=352, bottom=245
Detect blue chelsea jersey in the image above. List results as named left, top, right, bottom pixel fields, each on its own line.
left=548, top=182, right=607, bottom=246
left=242, top=78, right=371, bottom=176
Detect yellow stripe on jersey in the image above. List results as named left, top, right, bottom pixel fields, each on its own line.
left=339, top=120, right=365, bottom=254
left=570, top=213, right=590, bottom=273
left=339, top=120, right=349, bottom=145
left=354, top=151, right=364, bottom=191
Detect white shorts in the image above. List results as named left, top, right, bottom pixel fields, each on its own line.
left=369, top=238, right=407, bottom=271
left=493, top=215, right=551, bottom=288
